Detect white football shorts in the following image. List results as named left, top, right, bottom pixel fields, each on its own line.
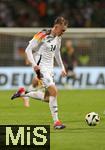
left=41, top=70, right=55, bottom=88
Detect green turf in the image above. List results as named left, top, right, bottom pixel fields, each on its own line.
left=0, top=90, right=105, bottom=150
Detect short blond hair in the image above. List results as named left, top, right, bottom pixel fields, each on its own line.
left=54, top=16, right=68, bottom=26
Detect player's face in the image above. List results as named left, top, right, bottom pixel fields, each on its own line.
left=55, top=24, right=67, bottom=36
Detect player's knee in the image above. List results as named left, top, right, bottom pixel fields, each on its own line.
left=48, top=85, right=58, bottom=96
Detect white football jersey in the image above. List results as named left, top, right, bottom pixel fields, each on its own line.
left=38, top=35, right=61, bottom=71
left=25, top=30, right=65, bottom=72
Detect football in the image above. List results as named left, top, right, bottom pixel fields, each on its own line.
left=85, top=112, right=100, bottom=126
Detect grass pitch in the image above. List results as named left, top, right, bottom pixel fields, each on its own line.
left=0, top=90, right=105, bottom=150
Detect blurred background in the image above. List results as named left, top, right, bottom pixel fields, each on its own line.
left=0, top=0, right=105, bottom=27
left=0, top=0, right=105, bottom=90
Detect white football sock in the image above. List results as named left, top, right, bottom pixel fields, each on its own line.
left=25, top=90, right=44, bottom=101
left=49, top=96, right=59, bottom=123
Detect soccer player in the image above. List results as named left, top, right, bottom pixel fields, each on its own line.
left=12, top=16, right=68, bottom=129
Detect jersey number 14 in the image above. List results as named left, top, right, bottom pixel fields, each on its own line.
left=50, top=45, right=56, bottom=51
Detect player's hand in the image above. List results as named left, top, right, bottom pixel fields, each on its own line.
left=61, top=69, right=67, bottom=77
left=34, top=65, right=40, bottom=72
left=33, top=65, right=42, bottom=79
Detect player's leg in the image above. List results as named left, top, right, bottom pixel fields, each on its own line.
left=41, top=71, right=65, bottom=129
left=11, top=77, right=39, bottom=107
left=13, top=71, right=49, bottom=105
left=24, top=89, right=49, bottom=102
left=11, top=77, right=49, bottom=103
left=23, top=77, right=49, bottom=102
left=25, top=77, right=49, bottom=102
left=48, top=85, right=65, bottom=129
